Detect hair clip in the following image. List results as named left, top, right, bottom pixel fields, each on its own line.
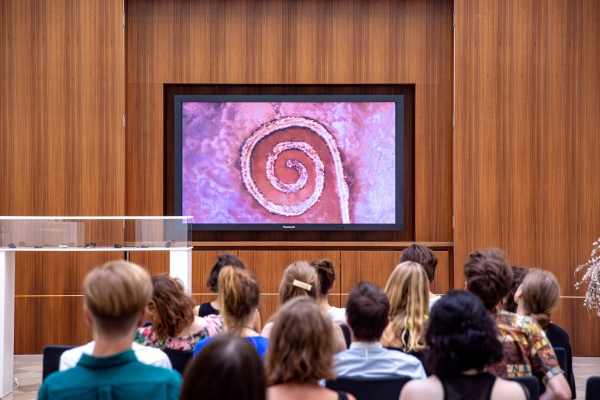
left=292, top=279, right=312, bottom=291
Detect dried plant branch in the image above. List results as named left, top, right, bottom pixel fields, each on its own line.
left=575, top=238, right=600, bottom=316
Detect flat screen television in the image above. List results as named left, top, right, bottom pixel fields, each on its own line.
left=172, top=94, right=405, bottom=231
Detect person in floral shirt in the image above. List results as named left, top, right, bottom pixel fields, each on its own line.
left=135, top=274, right=222, bottom=350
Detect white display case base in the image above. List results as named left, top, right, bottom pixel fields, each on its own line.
left=0, top=251, right=15, bottom=398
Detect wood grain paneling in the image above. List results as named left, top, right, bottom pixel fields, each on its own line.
left=455, top=0, right=600, bottom=354
left=125, top=0, right=453, bottom=243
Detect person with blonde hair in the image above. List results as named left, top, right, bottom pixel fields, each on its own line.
left=261, top=261, right=346, bottom=352
left=381, top=261, right=429, bottom=365
left=515, top=269, right=576, bottom=398
left=135, top=274, right=222, bottom=350
left=194, top=266, right=268, bottom=357
left=310, top=258, right=346, bottom=324
left=400, top=244, right=441, bottom=309
left=39, top=261, right=181, bottom=400
left=266, top=297, right=357, bottom=400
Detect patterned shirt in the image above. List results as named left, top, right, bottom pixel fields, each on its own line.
left=134, top=314, right=223, bottom=351
left=489, top=310, right=562, bottom=386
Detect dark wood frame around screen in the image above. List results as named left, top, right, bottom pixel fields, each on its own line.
left=164, top=84, right=415, bottom=242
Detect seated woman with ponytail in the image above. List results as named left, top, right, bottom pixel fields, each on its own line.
left=194, top=266, right=268, bottom=357
left=515, top=269, right=576, bottom=398
left=381, top=261, right=429, bottom=367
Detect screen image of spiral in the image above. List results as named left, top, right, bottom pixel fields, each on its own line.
left=176, top=97, right=404, bottom=230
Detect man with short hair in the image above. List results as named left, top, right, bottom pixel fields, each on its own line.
left=38, top=261, right=181, bottom=400
left=400, top=243, right=440, bottom=309
left=333, top=281, right=425, bottom=379
left=464, top=248, right=571, bottom=400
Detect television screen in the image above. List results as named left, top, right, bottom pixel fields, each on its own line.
left=174, top=95, right=404, bottom=231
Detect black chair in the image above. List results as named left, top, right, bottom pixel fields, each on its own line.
left=326, top=376, right=412, bottom=400
left=42, top=345, right=75, bottom=381
left=504, top=376, right=539, bottom=400
left=586, top=376, right=600, bottom=400
left=553, top=347, right=567, bottom=374
left=162, top=349, right=194, bottom=375
left=339, top=324, right=351, bottom=349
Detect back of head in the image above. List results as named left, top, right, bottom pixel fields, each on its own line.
left=504, top=266, right=530, bottom=313
left=400, top=244, right=438, bottom=283
left=218, top=266, right=261, bottom=333
left=425, top=290, right=503, bottom=377
left=278, top=261, right=320, bottom=305
left=206, top=254, right=247, bottom=293
left=83, top=260, right=152, bottom=335
left=310, top=258, right=335, bottom=297
left=382, top=261, right=429, bottom=351
left=182, top=334, right=266, bottom=400
left=521, top=269, right=560, bottom=329
left=149, top=274, right=195, bottom=339
left=463, top=248, right=513, bottom=310
left=265, top=297, right=336, bottom=385
left=346, top=281, right=390, bottom=342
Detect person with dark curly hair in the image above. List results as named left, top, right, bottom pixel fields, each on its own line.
left=193, top=253, right=262, bottom=332
left=399, top=290, right=527, bottom=400
left=135, top=274, right=222, bottom=350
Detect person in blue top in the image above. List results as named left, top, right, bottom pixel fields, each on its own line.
left=38, top=261, right=181, bottom=400
left=194, top=266, right=268, bottom=357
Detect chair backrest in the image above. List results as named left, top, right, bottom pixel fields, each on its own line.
left=42, top=345, right=76, bottom=381
left=586, top=376, right=600, bottom=400
left=504, top=376, right=540, bottom=400
left=339, top=324, right=351, bottom=349
left=553, top=347, right=567, bottom=374
left=162, top=349, right=194, bottom=375
left=326, top=376, right=412, bottom=400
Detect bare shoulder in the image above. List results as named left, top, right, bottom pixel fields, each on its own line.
left=192, top=305, right=200, bottom=315
left=491, top=378, right=527, bottom=400
left=262, top=322, right=273, bottom=338
left=399, top=376, right=443, bottom=400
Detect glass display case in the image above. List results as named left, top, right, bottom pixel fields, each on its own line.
left=0, top=216, right=192, bottom=398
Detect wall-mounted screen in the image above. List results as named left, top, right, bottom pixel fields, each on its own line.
left=173, top=95, right=404, bottom=231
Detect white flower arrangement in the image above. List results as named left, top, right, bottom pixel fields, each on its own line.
left=575, top=238, right=600, bottom=316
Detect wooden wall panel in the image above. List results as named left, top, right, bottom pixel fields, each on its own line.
left=455, top=0, right=600, bottom=354
left=125, top=0, right=453, bottom=243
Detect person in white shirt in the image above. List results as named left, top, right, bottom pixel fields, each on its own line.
left=60, top=341, right=172, bottom=371
left=310, top=258, right=346, bottom=324
left=334, top=281, right=426, bottom=380
left=400, top=244, right=441, bottom=309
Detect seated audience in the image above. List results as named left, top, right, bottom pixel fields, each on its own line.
left=60, top=341, right=171, bottom=371
left=464, top=248, right=571, bottom=400
left=194, top=266, right=268, bottom=357
left=135, top=274, right=222, bottom=350
left=503, top=266, right=529, bottom=313
left=38, top=261, right=180, bottom=400
left=310, top=258, right=346, bottom=324
left=399, top=290, right=527, bottom=400
left=265, top=297, right=357, bottom=400
left=193, top=253, right=261, bottom=332
left=515, top=269, right=576, bottom=398
left=334, top=281, right=426, bottom=379
left=182, top=334, right=266, bottom=400
left=400, top=244, right=440, bottom=309
left=261, top=261, right=346, bottom=352
left=381, top=261, right=429, bottom=366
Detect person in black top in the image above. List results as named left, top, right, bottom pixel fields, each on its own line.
left=515, top=269, right=576, bottom=398
left=193, top=254, right=262, bottom=332
left=399, top=290, right=527, bottom=400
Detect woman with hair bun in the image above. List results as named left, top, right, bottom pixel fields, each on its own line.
left=194, top=266, right=268, bottom=357
left=515, top=269, right=576, bottom=398
left=135, top=274, right=222, bottom=350
left=310, top=258, right=346, bottom=324
left=261, top=261, right=346, bottom=352
left=399, top=290, right=527, bottom=400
